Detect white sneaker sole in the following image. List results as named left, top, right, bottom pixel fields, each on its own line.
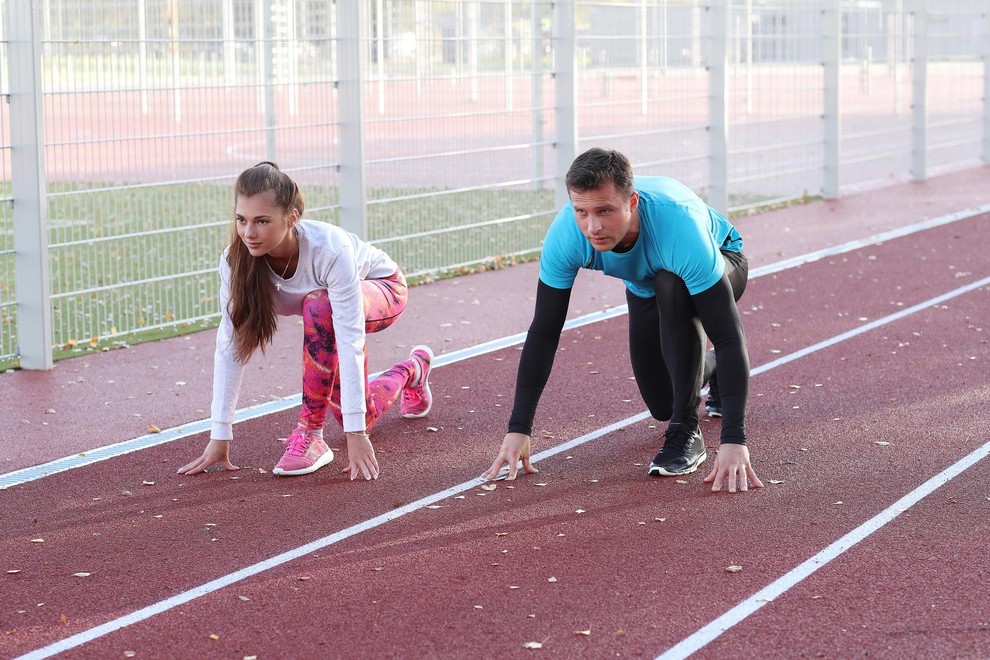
left=273, top=448, right=334, bottom=476
left=647, top=450, right=707, bottom=477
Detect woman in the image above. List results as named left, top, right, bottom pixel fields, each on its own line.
left=178, top=161, right=433, bottom=480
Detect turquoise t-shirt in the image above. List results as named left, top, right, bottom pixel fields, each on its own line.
left=539, top=176, right=743, bottom=298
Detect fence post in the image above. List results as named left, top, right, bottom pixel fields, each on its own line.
left=822, top=0, right=842, bottom=199
left=983, top=4, right=990, bottom=164
left=707, top=0, right=729, bottom=213
left=337, top=0, right=368, bottom=239
left=910, top=0, right=928, bottom=181
left=554, top=0, right=577, bottom=209
left=7, top=0, right=53, bottom=370
left=531, top=1, right=545, bottom=190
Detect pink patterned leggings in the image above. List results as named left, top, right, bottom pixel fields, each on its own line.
left=299, top=269, right=416, bottom=432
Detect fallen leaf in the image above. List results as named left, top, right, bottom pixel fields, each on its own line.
left=547, top=577, right=558, bottom=583
left=480, top=483, right=497, bottom=491
left=426, top=426, right=439, bottom=432
left=7, top=570, right=21, bottom=574
left=425, top=505, right=442, bottom=510
left=142, top=480, right=155, bottom=486
left=874, top=441, right=890, bottom=446
left=675, top=479, right=688, bottom=484
left=523, top=641, right=543, bottom=650
left=575, top=629, right=591, bottom=636
left=73, top=572, right=92, bottom=578
left=769, top=480, right=784, bottom=484
left=575, top=509, right=586, bottom=514
left=147, top=425, right=161, bottom=434
left=60, top=613, right=69, bottom=624
left=725, top=565, right=743, bottom=573
left=209, top=633, right=220, bottom=641
left=238, top=595, right=251, bottom=602
left=30, top=539, right=44, bottom=543
left=124, top=652, right=137, bottom=658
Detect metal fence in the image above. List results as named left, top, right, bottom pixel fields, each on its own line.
left=2, top=0, right=988, bottom=370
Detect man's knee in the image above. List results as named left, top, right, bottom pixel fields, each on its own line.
left=653, top=270, right=689, bottom=303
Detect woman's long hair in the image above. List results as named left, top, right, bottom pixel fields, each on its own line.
left=226, top=161, right=305, bottom=363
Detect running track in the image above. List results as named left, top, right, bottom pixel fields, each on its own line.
left=2, top=177, right=990, bottom=658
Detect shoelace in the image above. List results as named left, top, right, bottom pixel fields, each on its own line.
left=283, top=429, right=316, bottom=456
left=658, top=426, right=695, bottom=457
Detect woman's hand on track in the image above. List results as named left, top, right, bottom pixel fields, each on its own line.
left=176, top=439, right=240, bottom=475
left=342, top=432, right=379, bottom=481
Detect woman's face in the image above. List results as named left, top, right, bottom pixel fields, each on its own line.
left=234, top=190, right=297, bottom=259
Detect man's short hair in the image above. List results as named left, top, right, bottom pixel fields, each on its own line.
left=565, top=148, right=635, bottom=198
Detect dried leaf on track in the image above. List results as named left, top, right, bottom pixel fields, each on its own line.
left=480, top=483, right=497, bottom=491
left=523, top=641, right=543, bottom=650
left=575, top=629, right=591, bottom=636
left=30, top=539, right=45, bottom=543
left=725, top=565, right=743, bottom=573
left=147, top=425, right=161, bottom=434
left=73, top=572, right=92, bottom=578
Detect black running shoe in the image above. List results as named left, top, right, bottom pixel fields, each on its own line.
left=648, top=426, right=707, bottom=477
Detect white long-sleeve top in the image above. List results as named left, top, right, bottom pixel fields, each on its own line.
left=211, top=219, right=398, bottom=439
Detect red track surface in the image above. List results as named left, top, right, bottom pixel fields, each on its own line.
left=2, top=169, right=989, bottom=659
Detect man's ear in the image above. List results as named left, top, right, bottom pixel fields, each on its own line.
left=628, top=191, right=640, bottom=213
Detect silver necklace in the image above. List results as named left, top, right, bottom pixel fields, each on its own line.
left=268, top=237, right=297, bottom=291
left=274, top=256, right=292, bottom=291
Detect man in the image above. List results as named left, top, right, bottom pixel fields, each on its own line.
left=482, top=148, right=762, bottom=493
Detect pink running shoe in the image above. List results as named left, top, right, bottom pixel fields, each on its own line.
left=273, top=427, right=334, bottom=476
left=401, top=345, right=434, bottom=419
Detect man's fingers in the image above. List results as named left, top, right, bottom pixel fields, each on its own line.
left=482, top=457, right=506, bottom=481
left=506, top=452, right=523, bottom=480
left=747, top=467, right=765, bottom=488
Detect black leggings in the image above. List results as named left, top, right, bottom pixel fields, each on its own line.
left=626, top=250, right=748, bottom=432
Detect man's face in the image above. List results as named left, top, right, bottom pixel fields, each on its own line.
left=569, top=180, right=639, bottom=252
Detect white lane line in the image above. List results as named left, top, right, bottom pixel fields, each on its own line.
left=2, top=205, right=986, bottom=490
left=15, top=415, right=647, bottom=660
left=656, top=439, right=990, bottom=660
left=16, top=276, right=990, bottom=659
